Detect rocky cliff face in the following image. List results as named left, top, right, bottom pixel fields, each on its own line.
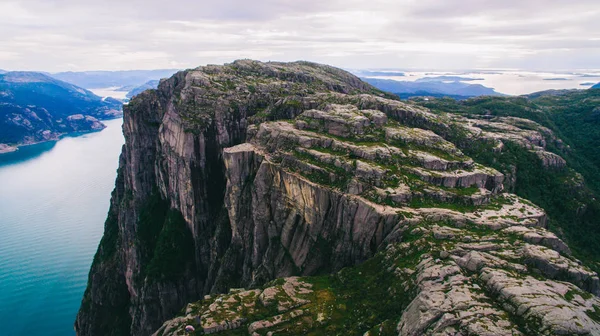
left=76, top=60, right=600, bottom=336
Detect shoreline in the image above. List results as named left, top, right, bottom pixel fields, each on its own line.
left=0, top=144, right=18, bottom=154
left=0, top=116, right=123, bottom=155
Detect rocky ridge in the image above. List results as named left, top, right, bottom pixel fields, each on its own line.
left=76, top=60, right=600, bottom=336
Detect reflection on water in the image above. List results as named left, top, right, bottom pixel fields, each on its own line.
left=0, top=141, right=58, bottom=166
left=0, top=130, right=112, bottom=167
left=0, top=118, right=124, bottom=336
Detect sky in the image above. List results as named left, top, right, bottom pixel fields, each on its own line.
left=1, top=0, right=599, bottom=72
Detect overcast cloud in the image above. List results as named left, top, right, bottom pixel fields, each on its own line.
left=1, top=0, right=599, bottom=71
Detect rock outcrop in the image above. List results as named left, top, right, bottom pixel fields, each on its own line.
left=76, top=60, right=598, bottom=336
left=155, top=219, right=600, bottom=336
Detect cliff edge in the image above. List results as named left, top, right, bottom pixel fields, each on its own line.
left=76, top=60, right=600, bottom=336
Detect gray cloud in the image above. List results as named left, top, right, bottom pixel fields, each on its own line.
left=0, top=0, right=598, bottom=71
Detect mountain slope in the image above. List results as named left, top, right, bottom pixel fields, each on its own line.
left=417, top=93, right=600, bottom=268
left=593, top=83, right=600, bottom=89
left=0, top=71, right=122, bottom=150
left=76, top=61, right=600, bottom=336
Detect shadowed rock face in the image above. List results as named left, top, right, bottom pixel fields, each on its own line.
left=76, top=60, right=600, bottom=336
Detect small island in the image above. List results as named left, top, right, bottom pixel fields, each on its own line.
left=0, top=143, right=17, bottom=154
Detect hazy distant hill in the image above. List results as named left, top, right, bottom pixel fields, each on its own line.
left=415, top=75, right=484, bottom=82
left=351, top=70, right=406, bottom=77
left=0, top=71, right=122, bottom=151
left=592, top=83, right=600, bottom=89
left=126, top=80, right=160, bottom=99
left=50, top=69, right=178, bottom=89
left=523, top=89, right=581, bottom=99
left=398, top=91, right=473, bottom=100
left=363, top=77, right=503, bottom=98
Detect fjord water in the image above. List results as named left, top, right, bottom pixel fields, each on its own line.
left=0, top=118, right=124, bottom=336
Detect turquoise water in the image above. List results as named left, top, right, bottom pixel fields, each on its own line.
left=0, top=118, right=124, bottom=336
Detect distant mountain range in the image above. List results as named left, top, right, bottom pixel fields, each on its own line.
left=362, top=77, right=504, bottom=99
left=125, top=80, right=160, bottom=99
left=0, top=71, right=122, bottom=153
left=50, top=69, right=178, bottom=89
left=414, top=76, right=484, bottom=82
left=593, top=83, right=600, bottom=89
left=351, top=70, right=406, bottom=77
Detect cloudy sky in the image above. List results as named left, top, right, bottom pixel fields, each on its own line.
left=1, top=0, right=599, bottom=72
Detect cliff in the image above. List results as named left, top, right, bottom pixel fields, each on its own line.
left=76, top=60, right=600, bottom=336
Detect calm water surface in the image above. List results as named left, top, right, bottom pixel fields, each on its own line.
left=0, top=118, right=124, bottom=336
